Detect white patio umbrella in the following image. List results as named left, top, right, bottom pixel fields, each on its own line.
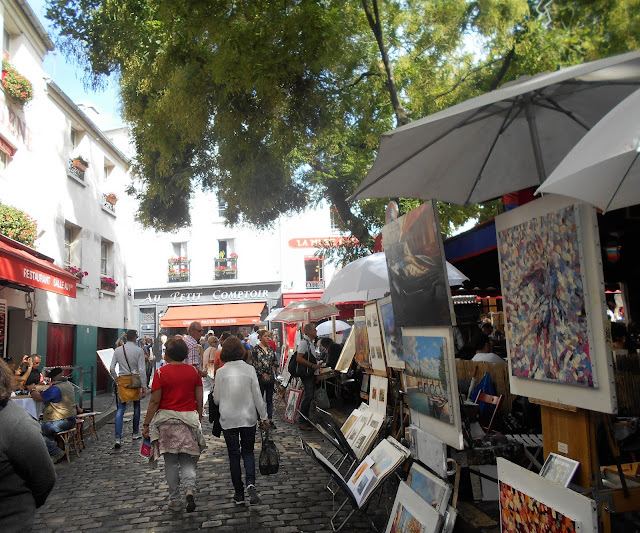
left=537, top=88, right=640, bottom=212
left=270, top=300, right=339, bottom=324
left=320, top=252, right=469, bottom=304
left=350, top=50, right=640, bottom=205
left=316, top=320, right=350, bottom=337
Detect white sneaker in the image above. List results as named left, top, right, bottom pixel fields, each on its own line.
left=132, top=432, right=142, bottom=440
left=114, top=438, right=121, bottom=449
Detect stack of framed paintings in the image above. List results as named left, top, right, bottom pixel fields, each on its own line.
left=497, top=458, right=597, bottom=532
left=341, top=405, right=386, bottom=460
left=496, top=195, right=616, bottom=414
left=408, top=424, right=449, bottom=479
left=379, top=201, right=464, bottom=451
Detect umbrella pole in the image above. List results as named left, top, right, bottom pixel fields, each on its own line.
left=332, top=316, right=336, bottom=342
left=525, top=101, right=547, bottom=183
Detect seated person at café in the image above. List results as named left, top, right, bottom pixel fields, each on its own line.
left=471, top=334, right=506, bottom=364
left=18, top=354, right=43, bottom=388
left=318, top=337, right=341, bottom=369
left=27, top=367, right=76, bottom=462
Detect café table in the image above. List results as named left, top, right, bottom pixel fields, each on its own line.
left=11, top=394, right=43, bottom=420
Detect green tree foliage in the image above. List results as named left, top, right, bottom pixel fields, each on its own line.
left=45, top=0, right=640, bottom=263
left=0, top=203, right=38, bottom=247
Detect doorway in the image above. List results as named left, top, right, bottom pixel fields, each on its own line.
left=46, top=323, right=75, bottom=369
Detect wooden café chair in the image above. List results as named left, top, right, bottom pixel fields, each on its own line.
left=55, top=427, right=81, bottom=462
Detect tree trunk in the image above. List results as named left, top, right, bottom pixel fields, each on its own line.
left=361, top=0, right=409, bottom=127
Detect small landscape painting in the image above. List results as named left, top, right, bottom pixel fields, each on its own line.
left=498, top=205, right=596, bottom=388
left=401, top=331, right=453, bottom=425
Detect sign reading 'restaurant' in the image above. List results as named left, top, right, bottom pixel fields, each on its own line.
left=288, top=237, right=358, bottom=248
left=0, top=250, right=77, bottom=298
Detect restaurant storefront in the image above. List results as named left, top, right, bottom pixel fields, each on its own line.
left=133, top=282, right=282, bottom=339
left=0, top=234, right=77, bottom=362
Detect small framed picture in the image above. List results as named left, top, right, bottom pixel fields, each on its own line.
left=539, top=453, right=580, bottom=487
left=282, top=388, right=303, bottom=424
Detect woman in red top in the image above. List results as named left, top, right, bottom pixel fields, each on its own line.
left=142, top=337, right=205, bottom=513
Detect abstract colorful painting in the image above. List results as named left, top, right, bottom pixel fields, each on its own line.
left=401, top=331, right=453, bottom=425
left=499, top=481, right=577, bottom=532
left=498, top=204, right=596, bottom=388
left=353, top=316, right=370, bottom=368
left=382, top=201, right=454, bottom=327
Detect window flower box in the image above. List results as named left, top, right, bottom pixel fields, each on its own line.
left=65, top=265, right=88, bottom=282
left=1, top=60, right=34, bottom=104
left=72, top=156, right=89, bottom=172
left=168, top=258, right=190, bottom=282
left=100, top=276, right=118, bottom=292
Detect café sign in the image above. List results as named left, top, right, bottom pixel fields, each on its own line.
left=139, top=288, right=272, bottom=305
left=288, top=236, right=358, bottom=248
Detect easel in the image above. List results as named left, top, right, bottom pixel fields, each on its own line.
left=536, top=400, right=640, bottom=532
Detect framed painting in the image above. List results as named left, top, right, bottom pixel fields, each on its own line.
left=539, top=453, right=580, bottom=488
left=385, top=481, right=442, bottom=533
left=282, top=388, right=303, bottom=424
left=498, top=458, right=597, bottom=533
left=401, top=326, right=464, bottom=450
left=335, top=328, right=356, bottom=373
left=377, top=296, right=405, bottom=369
left=353, top=316, right=371, bottom=368
left=381, top=200, right=455, bottom=328
left=365, top=301, right=387, bottom=372
left=406, top=463, right=451, bottom=515
left=407, top=424, right=449, bottom=481
left=496, top=195, right=615, bottom=413
left=369, top=375, right=388, bottom=415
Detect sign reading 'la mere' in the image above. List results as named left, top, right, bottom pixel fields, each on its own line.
left=288, top=236, right=358, bottom=248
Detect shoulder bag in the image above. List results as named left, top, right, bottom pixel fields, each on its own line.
left=288, top=340, right=316, bottom=378
left=122, top=345, right=142, bottom=389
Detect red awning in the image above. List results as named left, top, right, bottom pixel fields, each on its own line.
left=0, top=235, right=77, bottom=298
left=281, top=291, right=324, bottom=306
left=160, top=303, right=265, bottom=328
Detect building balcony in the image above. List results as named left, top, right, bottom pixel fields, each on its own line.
left=66, top=160, right=85, bottom=182
left=214, top=257, right=237, bottom=280
left=101, top=193, right=117, bottom=215
left=306, top=280, right=325, bottom=290
left=168, top=258, right=190, bottom=282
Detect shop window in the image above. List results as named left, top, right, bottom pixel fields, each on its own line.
left=305, top=256, right=325, bottom=289
left=3, top=26, right=12, bottom=58
left=103, top=159, right=114, bottom=181
left=64, top=224, right=81, bottom=266
left=100, top=239, right=112, bottom=275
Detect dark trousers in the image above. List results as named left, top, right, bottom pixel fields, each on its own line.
left=222, top=426, right=257, bottom=493
left=299, top=374, right=316, bottom=420
left=260, top=381, right=275, bottom=420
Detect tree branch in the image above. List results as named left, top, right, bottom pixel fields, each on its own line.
left=489, top=47, right=515, bottom=91
left=431, top=57, right=502, bottom=102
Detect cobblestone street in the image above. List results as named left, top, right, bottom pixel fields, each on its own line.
left=32, top=396, right=399, bottom=532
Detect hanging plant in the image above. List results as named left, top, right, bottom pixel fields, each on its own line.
left=1, top=60, right=34, bottom=104
left=0, top=202, right=38, bottom=247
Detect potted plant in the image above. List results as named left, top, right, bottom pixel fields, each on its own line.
left=1, top=60, right=34, bottom=104
left=105, top=193, right=118, bottom=205
left=100, top=276, right=118, bottom=291
left=72, top=156, right=89, bottom=171
left=65, top=265, right=88, bottom=282
left=230, top=252, right=238, bottom=258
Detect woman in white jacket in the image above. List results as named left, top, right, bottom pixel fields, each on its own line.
left=214, top=336, right=268, bottom=506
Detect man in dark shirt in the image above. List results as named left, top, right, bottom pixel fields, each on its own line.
left=18, top=354, right=43, bottom=388
left=318, top=337, right=341, bottom=369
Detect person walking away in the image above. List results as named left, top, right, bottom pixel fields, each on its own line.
left=142, top=337, right=206, bottom=513
left=0, top=360, right=56, bottom=532
left=250, top=330, right=278, bottom=427
left=143, top=337, right=154, bottom=386
left=214, top=337, right=268, bottom=506
left=110, top=329, right=147, bottom=448
left=202, top=335, right=219, bottom=407
left=297, top=323, right=320, bottom=431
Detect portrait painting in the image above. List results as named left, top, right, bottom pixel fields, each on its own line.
left=401, top=330, right=453, bottom=424
left=377, top=296, right=405, bottom=369
left=282, top=388, right=303, bottom=424
left=382, top=200, right=454, bottom=327
left=498, top=203, right=595, bottom=388
left=353, top=316, right=371, bottom=368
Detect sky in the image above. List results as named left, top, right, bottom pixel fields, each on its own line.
left=29, top=0, right=124, bottom=130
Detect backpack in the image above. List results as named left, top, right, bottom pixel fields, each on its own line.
left=287, top=339, right=316, bottom=378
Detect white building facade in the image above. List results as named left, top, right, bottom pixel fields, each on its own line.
left=0, top=0, right=133, bottom=393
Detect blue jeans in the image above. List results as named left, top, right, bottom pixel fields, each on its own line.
left=299, top=375, right=316, bottom=420
left=114, top=395, right=140, bottom=438
left=222, top=426, right=257, bottom=493
left=41, top=417, right=76, bottom=456
left=260, top=381, right=275, bottom=420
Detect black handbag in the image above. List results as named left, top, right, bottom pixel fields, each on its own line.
left=259, top=426, right=280, bottom=475
left=288, top=341, right=316, bottom=378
